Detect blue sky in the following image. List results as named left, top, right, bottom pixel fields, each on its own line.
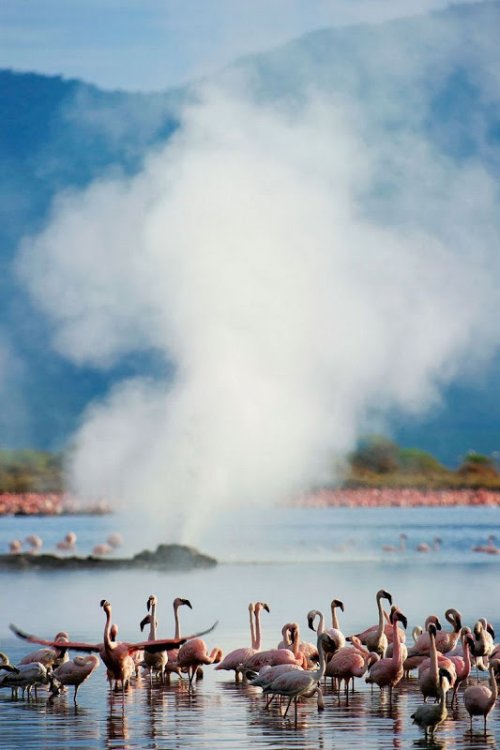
left=0, top=0, right=482, bottom=91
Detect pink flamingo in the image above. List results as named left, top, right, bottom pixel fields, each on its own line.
left=417, top=623, right=456, bottom=702
left=53, top=654, right=100, bottom=703
left=408, top=609, right=462, bottom=656
left=56, top=532, right=77, bottom=552
left=10, top=601, right=217, bottom=699
left=25, top=534, right=42, bottom=553
left=106, top=532, right=123, bottom=549
left=365, top=606, right=407, bottom=700
left=416, top=536, right=442, bottom=553
left=464, top=659, right=500, bottom=732
left=19, top=631, right=70, bottom=669
left=8, top=539, right=22, bottom=554
left=215, top=601, right=269, bottom=682
left=163, top=596, right=194, bottom=681
left=140, top=594, right=168, bottom=683
left=326, top=636, right=379, bottom=701
left=353, top=589, right=393, bottom=657
left=92, top=543, right=112, bottom=556
left=261, top=632, right=336, bottom=723
left=176, top=639, right=223, bottom=690
left=470, top=618, right=495, bottom=670
left=242, top=641, right=303, bottom=674
left=382, top=533, right=407, bottom=553
left=448, top=627, right=473, bottom=703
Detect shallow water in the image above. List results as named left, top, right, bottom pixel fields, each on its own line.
left=1, top=505, right=500, bottom=749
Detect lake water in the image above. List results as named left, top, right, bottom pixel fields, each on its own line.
left=0, top=504, right=500, bottom=749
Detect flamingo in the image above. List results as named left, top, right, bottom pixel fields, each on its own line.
left=288, top=622, right=318, bottom=668
left=261, top=631, right=336, bottom=723
left=382, top=533, right=407, bottom=553
left=162, top=596, right=194, bottom=681
left=329, top=599, right=346, bottom=650
left=325, top=636, right=379, bottom=700
left=92, top=543, right=112, bottom=556
left=417, top=623, right=456, bottom=702
left=140, top=594, right=168, bottom=683
left=448, top=627, right=473, bottom=703
left=411, top=667, right=452, bottom=740
left=8, top=539, right=22, bottom=554
left=215, top=601, right=269, bottom=682
left=354, top=589, right=393, bottom=657
left=25, top=534, right=42, bottom=553
left=10, top=600, right=217, bottom=698
left=365, top=606, right=407, bottom=700
left=407, top=608, right=462, bottom=656
left=307, top=605, right=344, bottom=652
left=463, top=659, right=500, bottom=732
left=416, top=536, right=442, bottom=552
left=56, top=532, right=77, bottom=552
left=472, top=535, right=499, bottom=553
left=470, top=618, right=495, bottom=671
left=106, top=532, right=123, bottom=549
left=53, top=654, right=100, bottom=703
left=176, top=638, right=223, bottom=690
left=0, top=662, right=61, bottom=699
left=19, top=632, right=70, bottom=669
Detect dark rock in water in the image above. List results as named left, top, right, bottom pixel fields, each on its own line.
left=0, top=544, right=217, bottom=571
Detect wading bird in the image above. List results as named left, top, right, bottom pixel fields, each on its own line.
left=463, top=659, right=500, bottom=733
left=411, top=668, right=452, bottom=740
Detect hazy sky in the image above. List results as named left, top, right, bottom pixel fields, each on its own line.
left=0, top=0, right=483, bottom=91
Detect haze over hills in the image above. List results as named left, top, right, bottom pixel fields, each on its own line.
left=1, top=1, right=499, bottom=469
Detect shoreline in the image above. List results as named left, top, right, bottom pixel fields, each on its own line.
left=295, top=487, right=500, bottom=508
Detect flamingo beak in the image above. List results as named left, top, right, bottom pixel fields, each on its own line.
left=140, top=615, right=150, bottom=632
left=262, top=603, right=270, bottom=613
left=182, top=599, right=193, bottom=609
left=308, top=615, right=316, bottom=632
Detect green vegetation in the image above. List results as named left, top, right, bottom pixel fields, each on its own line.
left=346, top=436, right=500, bottom=490
left=1, top=440, right=499, bottom=494
left=0, top=450, right=64, bottom=493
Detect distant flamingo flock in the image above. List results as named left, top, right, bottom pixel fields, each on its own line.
left=4, top=589, right=500, bottom=738
left=7, top=531, right=125, bottom=557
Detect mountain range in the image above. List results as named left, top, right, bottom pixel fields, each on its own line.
left=1, top=1, right=499, bottom=467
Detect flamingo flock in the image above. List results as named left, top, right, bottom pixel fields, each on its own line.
left=4, top=589, right=500, bottom=739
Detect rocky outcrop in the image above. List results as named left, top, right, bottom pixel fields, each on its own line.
left=0, top=544, right=217, bottom=571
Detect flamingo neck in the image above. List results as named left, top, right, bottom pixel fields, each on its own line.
left=429, top=631, right=438, bottom=677
left=376, top=596, right=385, bottom=638
left=103, top=606, right=113, bottom=651
left=150, top=602, right=158, bottom=640
left=254, top=608, right=263, bottom=651
left=315, top=636, right=329, bottom=681
left=331, top=605, right=339, bottom=630
left=391, top=619, right=402, bottom=664
left=249, top=606, right=256, bottom=649
left=462, top=637, right=471, bottom=673
left=174, top=602, right=181, bottom=640
left=489, top=666, right=498, bottom=703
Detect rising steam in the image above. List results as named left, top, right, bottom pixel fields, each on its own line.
left=17, top=80, right=500, bottom=546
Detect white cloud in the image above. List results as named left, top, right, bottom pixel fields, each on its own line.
left=17, top=77, right=500, bottom=545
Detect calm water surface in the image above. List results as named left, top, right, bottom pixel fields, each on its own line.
left=0, top=505, right=499, bottom=749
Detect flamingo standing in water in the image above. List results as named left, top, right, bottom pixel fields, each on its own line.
left=10, top=600, right=217, bottom=702
left=407, top=609, right=462, bottom=656
left=411, top=667, right=453, bottom=740
left=416, top=536, right=442, bottom=553
left=325, top=636, right=379, bottom=700
left=163, top=597, right=194, bottom=682
left=19, top=632, right=70, bottom=669
left=56, top=532, right=77, bottom=552
left=140, top=594, right=168, bottom=684
left=25, top=534, right=42, bottom=553
left=53, top=654, right=100, bottom=703
left=215, top=602, right=269, bottom=682
left=261, top=631, right=336, bottom=723
left=463, top=659, right=500, bottom=733
left=365, top=606, right=407, bottom=700
left=449, top=627, right=474, bottom=703
left=176, top=638, right=223, bottom=690
left=417, top=623, right=456, bottom=702
left=353, top=589, right=393, bottom=657
left=382, top=534, right=407, bottom=553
